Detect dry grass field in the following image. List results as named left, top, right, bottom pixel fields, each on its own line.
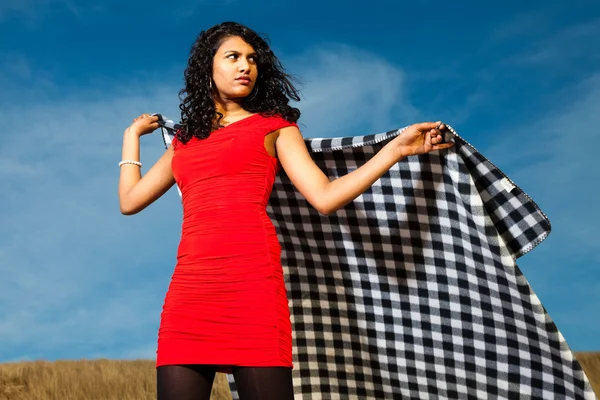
left=0, top=353, right=598, bottom=399
left=576, top=352, right=600, bottom=397
left=0, top=359, right=231, bottom=400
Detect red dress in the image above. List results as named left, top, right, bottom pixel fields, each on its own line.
left=157, top=114, right=297, bottom=373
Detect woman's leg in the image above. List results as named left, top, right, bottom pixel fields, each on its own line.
left=232, top=366, right=294, bottom=400
left=156, top=364, right=217, bottom=400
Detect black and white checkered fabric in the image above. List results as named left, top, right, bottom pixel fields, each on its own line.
left=156, top=115, right=596, bottom=399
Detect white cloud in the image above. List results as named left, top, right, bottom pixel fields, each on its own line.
left=289, top=44, right=418, bottom=138
left=494, top=17, right=600, bottom=68
left=483, top=73, right=600, bottom=257
left=486, top=12, right=551, bottom=44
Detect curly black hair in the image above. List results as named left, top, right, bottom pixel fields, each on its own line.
left=176, top=21, right=301, bottom=144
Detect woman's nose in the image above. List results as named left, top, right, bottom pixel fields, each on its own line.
left=238, top=59, right=250, bottom=73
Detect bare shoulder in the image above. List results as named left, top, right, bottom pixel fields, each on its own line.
left=264, top=125, right=302, bottom=158
left=278, top=124, right=302, bottom=135
left=275, top=125, right=304, bottom=150
left=275, top=125, right=315, bottom=169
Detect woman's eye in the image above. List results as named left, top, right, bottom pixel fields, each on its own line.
left=227, top=54, right=238, bottom=59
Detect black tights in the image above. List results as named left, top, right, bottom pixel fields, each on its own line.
left=156, top=365, right=294, bottom=400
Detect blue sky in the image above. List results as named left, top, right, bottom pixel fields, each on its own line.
left=0, top=0, right=598, bottom=362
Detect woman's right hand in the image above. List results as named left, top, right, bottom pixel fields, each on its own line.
left=125, top=113, right=160, bottom=137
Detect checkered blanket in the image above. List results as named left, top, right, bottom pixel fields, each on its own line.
left=156, top=115, right=596, bottom=399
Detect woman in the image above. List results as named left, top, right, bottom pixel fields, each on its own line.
left=118, top=21, right=453, bottom=400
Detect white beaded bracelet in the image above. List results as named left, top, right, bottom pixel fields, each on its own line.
left=118, top=160, right=142, bottom=167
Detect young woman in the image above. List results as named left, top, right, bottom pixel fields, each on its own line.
left=118, top=21, right=453, bottom=400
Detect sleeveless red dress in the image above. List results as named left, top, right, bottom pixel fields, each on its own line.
left=157, top=114, right=297, bottom=373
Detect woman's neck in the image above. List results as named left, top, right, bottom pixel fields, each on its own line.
left=214, top=97, right=250, bottom=117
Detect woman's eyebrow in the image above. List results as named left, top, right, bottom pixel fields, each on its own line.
left=223, top=49, right=257, bottom=56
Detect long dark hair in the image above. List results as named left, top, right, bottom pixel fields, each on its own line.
left=176, top=21, right=301, bottom=144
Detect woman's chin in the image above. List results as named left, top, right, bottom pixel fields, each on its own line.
left=216, top=88, right=254, bottom=102
left=223, top=91, right=252, bottom=101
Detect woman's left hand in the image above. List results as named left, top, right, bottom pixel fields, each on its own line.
left=392, top=121, right=454, bottom=159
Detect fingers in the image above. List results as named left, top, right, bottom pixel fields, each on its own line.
left=413, top=121, right=447, bottom=143
left=431, top=142, right=454, bottom=151
left=432, top=130, right=444, bottom=144
left=132, top=114, right=158, bottom=123
left=129, top=113, right=159, bottom=135
left=133, top=113, right=152, bottom=118
left=414, top=121, right=442, bottom=131
left=429, top=123, right=453, bottom=150
left=429, top=125, right=445, bottom=144
left=414, top=121, right=448, bottom=132
left=422, top=121, right=453, bottom=151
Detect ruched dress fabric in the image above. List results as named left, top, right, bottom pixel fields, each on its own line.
left=157, top=114, right=297, bottom=373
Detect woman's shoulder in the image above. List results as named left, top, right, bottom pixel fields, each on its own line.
left=255, top=113, right=298, bottom=130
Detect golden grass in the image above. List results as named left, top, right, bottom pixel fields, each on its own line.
left=0, top=354, right=598, bottom=399
left=0, top=359, right=231, bottom=400
left=576, top=352, right=600, bottom=397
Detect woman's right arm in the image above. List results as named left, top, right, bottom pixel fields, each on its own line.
left=118, top=114, right=176, bottom=215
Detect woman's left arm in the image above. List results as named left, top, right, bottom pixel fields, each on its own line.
left=276, top=121, right=453, bottom=216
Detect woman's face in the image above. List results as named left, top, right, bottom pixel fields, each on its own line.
left=212, top=36, right=258, bottom=101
